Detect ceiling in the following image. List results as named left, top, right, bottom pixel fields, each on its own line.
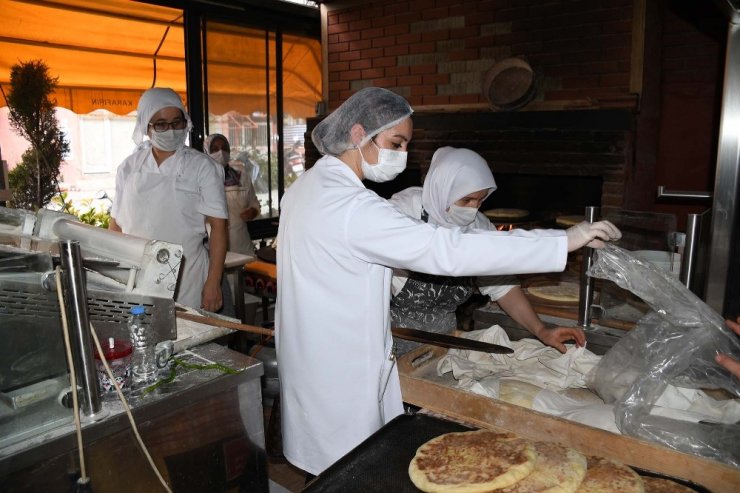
left=0, top=0, right=321, bottom=118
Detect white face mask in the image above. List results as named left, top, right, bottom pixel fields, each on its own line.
left=447, top=204, right=479, bottom=227
left=209, top=150, right=229, bottom=166
left=149, top=128, right=187, bottom=152
left=359, top=140, right=407, bottom=183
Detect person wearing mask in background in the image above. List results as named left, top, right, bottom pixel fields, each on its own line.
left=717, top=317, right=740, bottom=379
left=389, top=147, right=585, bottom=354
left=205, top=133, right=261, bottom=256
left=276, top=87, right=621, bottom=478
left=109, top=88, right=228, bottom=312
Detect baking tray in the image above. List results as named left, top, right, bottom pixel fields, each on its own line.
left=303, top=412, right=713, bottom=492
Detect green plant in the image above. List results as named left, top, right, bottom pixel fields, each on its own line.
left=51, top=192, right=110, bottom=228
left=2, top=60, right=69, bottom=210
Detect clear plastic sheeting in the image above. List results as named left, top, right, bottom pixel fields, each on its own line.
left=587, top=244, right=740, bottom=467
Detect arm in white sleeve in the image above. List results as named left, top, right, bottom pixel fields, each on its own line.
left=477, top=274, right=518, bottom=301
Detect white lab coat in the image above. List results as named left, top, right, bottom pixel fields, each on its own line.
left=276, top=155, right=568, bottom=475
left=225, top=160, right=260, bottom=255
left=388, top=186, right=517, bottom=301
left=112, top=144, right=227, bottom=308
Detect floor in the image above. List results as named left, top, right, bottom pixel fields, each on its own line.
left=264, top=402, right=307, bottom=492
left=234, top=298, right=308, bottom=492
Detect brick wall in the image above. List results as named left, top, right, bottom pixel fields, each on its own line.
left=325, top=0, right=635, bottom=109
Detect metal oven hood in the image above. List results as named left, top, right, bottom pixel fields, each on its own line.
left=706, top=0, right=740, bottom=315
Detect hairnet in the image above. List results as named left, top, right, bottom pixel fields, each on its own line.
left=132, top=87, right=192, bottom=146
left=204, top=133, right=229, bottom=153
left=311, top=87, right=413, bottom=156
left=421, top=147, right=497, bottom=228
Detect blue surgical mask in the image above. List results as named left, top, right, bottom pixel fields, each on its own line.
left=358, top=140, right=407, bottom=183
left=447, top=204, right=479, bottom=227
left=149, top=128, right=187, bottom=152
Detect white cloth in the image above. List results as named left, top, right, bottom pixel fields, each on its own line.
left=276, top=155, right=569, bottom=475
left=437, top=325, right=601, bottom=391
left=111, top=145, right=227, bottom=308
left=225, top=160, right=260, bottom=255
left=389, top=186, right=516, bottom=301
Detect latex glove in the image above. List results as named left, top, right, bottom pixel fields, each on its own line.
left=566, top=220, right=621, bottom=252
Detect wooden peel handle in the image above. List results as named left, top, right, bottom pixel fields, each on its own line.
left=175, top=311, right=275, bottom=337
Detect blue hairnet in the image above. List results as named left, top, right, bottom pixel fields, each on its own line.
left=311, top=87, right=413, bottom=156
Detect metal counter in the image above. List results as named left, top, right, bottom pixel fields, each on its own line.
left=0, top=343, right=268, bottom=492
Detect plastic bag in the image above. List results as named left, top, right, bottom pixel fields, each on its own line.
left=586, top=244, right=740, bottom=467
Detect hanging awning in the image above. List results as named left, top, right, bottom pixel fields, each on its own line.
left=0, top=0, right=321, bottom=118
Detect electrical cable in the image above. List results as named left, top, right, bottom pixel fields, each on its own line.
left=54, top=266, right=173, bottom=493
left=88, top=323, right=173, bottom=493
left=54, top=266, right=89, bottom=488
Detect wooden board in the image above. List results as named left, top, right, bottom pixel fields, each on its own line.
left=398, top=345, right=739, bottom=493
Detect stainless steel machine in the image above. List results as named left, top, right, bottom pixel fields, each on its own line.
left=0, top=206, right=182, bottom=449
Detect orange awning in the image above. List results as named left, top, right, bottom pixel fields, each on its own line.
left=0, top=0, right=321, bottom=118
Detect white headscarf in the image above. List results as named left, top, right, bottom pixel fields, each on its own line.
left=421, top=147, right=497, bottom=229
left=131, top=87, right=192, bottom=146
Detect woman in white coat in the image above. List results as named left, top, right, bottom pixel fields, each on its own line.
left=275, top=87, right=620, bottom=477
left=109, top=88, right=228, bottom=311
left=204, top=133, right=261, bottom=256
left=389, top=147, right=586, bottom=354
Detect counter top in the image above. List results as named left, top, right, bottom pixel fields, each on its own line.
left=0, top=342, right=263, bottom=476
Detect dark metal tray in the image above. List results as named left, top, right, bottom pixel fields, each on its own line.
left=303, top=412, right=712, bottom=492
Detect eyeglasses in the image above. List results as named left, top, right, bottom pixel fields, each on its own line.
left=148, top=119, right=187, bottom=133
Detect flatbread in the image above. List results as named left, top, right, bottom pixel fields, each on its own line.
left=556, top=215, right=584, bottom=227
left=527, top=281, right=580, bottom=304
left=408, top=430, right=537, bottom=493
left=495, top=441, right=587, bottom=493
left=642, top=477, right=696, bottom=493
left=484, top=208, right=529, bottom=220
left=575, top=457, right=644, bottom=493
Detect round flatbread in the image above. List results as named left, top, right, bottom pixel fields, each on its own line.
left=527, top=281, right=580, bottom=305
left=495, top=441, right=587, bottom=493
left=642, top=477, right=696, bottom=493
left=556, top=215, right=584, bottom=227
left=484, top=208, right=529, bottom=220
left=408, top=430, right=537, bottom=493
left=575, top=457, right=644, bottom=493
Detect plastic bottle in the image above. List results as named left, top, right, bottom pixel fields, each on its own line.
left=128, top=305, right=156, bottom=387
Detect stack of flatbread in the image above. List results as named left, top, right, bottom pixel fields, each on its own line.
left=409, top=429, right=696, bottom=492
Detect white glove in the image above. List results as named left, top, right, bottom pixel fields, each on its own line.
left=566, top=220, right=621, bottom=252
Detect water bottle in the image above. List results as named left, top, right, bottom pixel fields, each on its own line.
left=128, top=305, right=156, bottom=388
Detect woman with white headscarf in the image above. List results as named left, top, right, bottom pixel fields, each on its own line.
left=276, top=87, right=620, bottom=477
left=109, top=88, right=228, bottom=311
left=389, top=147, right=586, bottom=354
left=204, top=133, right=260, bottom=256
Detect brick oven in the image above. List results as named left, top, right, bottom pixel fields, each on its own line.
left=306, top=108, right=633, bottom=224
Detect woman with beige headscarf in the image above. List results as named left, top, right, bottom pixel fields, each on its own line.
left=109, top=87, right=228, bottom=311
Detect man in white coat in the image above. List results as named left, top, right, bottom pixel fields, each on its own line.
left=110, top=88, right=228, bottom=311
left=276, top=87, right=621, bottom=477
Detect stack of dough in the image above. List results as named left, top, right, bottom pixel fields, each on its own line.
left=409, top=429, right=696, bottom=493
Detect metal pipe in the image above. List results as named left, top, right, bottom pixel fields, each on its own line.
left=59, top=240, right=101, bottom=417
left=577, top=206, right=599, bottom=328
left=681, top=214, right=701, bottom=291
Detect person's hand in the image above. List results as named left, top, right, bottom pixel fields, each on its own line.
left=201, top=279, right=223, bottom=312
left=566, top=220, right=621, bottom=252
left=240, top=207, right=259, bottom=222
left=533, top=325, right=586, bottom=353
left=716, top=317, right=740, bottom=379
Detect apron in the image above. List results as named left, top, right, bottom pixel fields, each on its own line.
left=390, top=271, right=474, bottom=354
left=116, top=154, right=209, bottom=308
